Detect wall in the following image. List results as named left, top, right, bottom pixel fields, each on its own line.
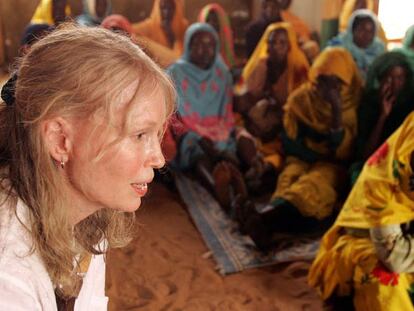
left=0, top=0, right=253, bottom=66
left=0, top=0, right=154, bottom=65
left=251, top=0, right=323, bottom=32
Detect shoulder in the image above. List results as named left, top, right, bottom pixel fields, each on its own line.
left=0, top=198, right=56, bottom=310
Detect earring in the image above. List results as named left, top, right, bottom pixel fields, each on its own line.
left=60, top=160, right=65, bottom=169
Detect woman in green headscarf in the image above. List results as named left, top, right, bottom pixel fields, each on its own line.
left=350, top=51, right=414, bottom=184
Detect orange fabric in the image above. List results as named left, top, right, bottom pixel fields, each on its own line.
left=281, top=10, right=311, bottom=43
left=132, top=0, right=188, bottom=54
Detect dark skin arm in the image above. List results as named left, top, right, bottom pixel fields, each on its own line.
left=233, top=93, right=256, bottom=115
left=362, top=80, right=395, bottom=159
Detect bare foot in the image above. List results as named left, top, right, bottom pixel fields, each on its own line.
left=212, top=161, right=232, bottom=211
left=228, top=162, right=248, bottom=200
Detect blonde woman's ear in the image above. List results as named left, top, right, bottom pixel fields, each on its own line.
left=41, top=117, right=74, bottom=164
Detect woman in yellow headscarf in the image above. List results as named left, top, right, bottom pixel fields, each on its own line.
left=234, top=22, right=309, bottom=179
left=309, top=111, right=414, bottom=311
left=236, top=47, right=362, bottom=251
left=240, top=22, right=309, bottom=106
left=31, top=0, right=71, bottom=26
left=132, top=0, right=188, bottom=68
left=274, top=47, right=362, bottom=215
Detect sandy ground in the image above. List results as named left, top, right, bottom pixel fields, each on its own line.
left=106, top=182, right=324, bottom=311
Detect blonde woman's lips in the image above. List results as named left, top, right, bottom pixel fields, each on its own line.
left=131, top=183, right=148, bottom=196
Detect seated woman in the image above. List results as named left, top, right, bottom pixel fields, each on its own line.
left=168, top=23, right=266, bottom=212
left=239, top=48, right=363, bottom=251
left=240, top=22, right=309, bottom=111
left=309, top=112, right=414, bottom=311
left=327, top=9, right=385, bottom=81
left=235, top=22, right=309, bottom=174
left=198, top=3, right=236, bottom=69
left=350, top=51, right=414, bottom=184
left=31, top=0, right=71, bottom=26
left=394, top=25, right=414, bottom=73
left=76, top=0, right=112, bottom=27
left=339, top=0, right=387, bottom=43
left=132, top=0, right=188, bottom=68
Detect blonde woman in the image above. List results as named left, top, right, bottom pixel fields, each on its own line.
left=0, top=25, right=174, bottom=309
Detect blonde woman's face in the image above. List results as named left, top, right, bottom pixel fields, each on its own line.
left=66, top=82, right=167, bottom=221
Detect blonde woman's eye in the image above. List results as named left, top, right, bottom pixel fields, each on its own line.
left=136, top=133, right=146, bottom=140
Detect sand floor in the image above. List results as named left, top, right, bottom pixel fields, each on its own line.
left=106, top=182, right=324, bottom=311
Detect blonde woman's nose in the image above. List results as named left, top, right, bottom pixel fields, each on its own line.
left=149, top=142, right=166, bottom=169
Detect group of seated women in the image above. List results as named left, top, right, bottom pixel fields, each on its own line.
left=19, top=0, right=414, bottom=309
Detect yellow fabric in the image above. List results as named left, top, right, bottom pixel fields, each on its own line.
left=272, top=157, right=345, bottom=219
left=339, top=0, right=387, bottom=43
left=31, top=0, right=71, bottom=25
left=132, top=0, right=188, bottom=54
left=309, top=230, right=414, bottom=311
left=241, top=22, right=309, bottom=99
left=280, top=10, right=311, bottom=43
left=309, top=112, right=414, bottom=308
left=338, top=111, right=414, bottom=228
left=260, top=139, right=283, bottom=170
left=284, top=47, right=362, bottom=161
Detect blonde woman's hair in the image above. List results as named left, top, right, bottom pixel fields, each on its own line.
left=0, top=24, right=175, bottom=298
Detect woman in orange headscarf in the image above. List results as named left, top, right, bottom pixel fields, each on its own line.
left=132, top=0, right=188, bottom=67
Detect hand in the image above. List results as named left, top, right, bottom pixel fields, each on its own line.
left=380, top=79, right=396, bottom=118
left=317, top=76, right=342, bottom=109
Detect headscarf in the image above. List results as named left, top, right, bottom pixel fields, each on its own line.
left=355, top=51, right=414, bottom=160
left=77, top=0, right=112, bottom=26
left=198, top=3, right=236, bottom=68
left=31, top=0, right=71, bottom=25
left=339, top=0, right=376, bottom=33
left=327, top=9, right=385, bottom=80
left=101, top=14, right=133, bottom=35
left=280, top=10, right=311, bottom=43
left=394, top=25, right=414, bottom=74
left=167, top=23, right=234, bottom=147
left=284, top=47, right=362, bottom=160
left=338, top=111, right=414, bottom=228
left=132, top=0, right=188, bottom=52
left=242, top=22, right=309, bottom=95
